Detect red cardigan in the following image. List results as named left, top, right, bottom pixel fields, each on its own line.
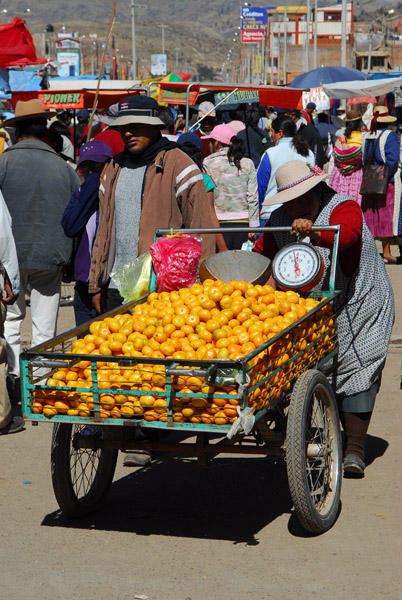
left=254, top=200, right=363, bottom=276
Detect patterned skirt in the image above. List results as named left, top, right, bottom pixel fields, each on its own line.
left=361, top=183, right=395, bottom=238
left=328, top=167, right=363, bottom=206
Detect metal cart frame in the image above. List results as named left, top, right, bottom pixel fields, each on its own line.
left=20, top=226, right=343, bottom=533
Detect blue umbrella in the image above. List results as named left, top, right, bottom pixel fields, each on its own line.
left=289, top=66, right=373, bottom=88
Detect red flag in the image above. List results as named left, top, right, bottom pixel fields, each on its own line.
left=0, top=17, right=46, bottom=67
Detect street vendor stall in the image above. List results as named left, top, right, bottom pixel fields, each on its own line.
left=150, top=81, right=305, bottom=130
left=10, top=80, right=145, bottom=111
left=20, top=225, right=343, bottom=535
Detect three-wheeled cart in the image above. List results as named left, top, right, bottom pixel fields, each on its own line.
left=20, top=227, right=343, bottom=534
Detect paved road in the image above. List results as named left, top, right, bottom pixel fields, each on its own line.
left=2, top=265, right=402, bottom=600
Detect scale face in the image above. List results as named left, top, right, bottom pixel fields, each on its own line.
left=272, top=241, right=324, bottom=292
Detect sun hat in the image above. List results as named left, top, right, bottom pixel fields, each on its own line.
left=197, top=101, right=216, bottom=119
left=201, top=124, right=235, bottom=146
left=227, top=120, right=246, bottom=134
left=367, top=105, right=397, bottom=123
left=176, top=132, right=202, bottom=149
left=344, top=110, right=361, bottom=122
left=3, top=99, right=56, bottom=127
left=112, top=96, right=164, bottom=127
left=262, top=160, right=328, bottom=207
left=77, top=140, right=113, bottom=166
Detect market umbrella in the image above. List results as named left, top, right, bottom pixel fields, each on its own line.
left=289, top=66, right=372, bottom=89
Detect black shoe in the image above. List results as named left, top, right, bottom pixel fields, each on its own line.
left=0, top=416, right=25, bottom=435
left=344, top=453, right=365, bottom=476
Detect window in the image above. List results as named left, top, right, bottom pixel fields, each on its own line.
left=323, top=11, right=341, bottom=22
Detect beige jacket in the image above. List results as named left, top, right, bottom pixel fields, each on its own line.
left=89, top=147, right=216, bottom=293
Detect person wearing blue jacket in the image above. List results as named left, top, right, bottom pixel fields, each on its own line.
left=62, top=141, right=113, bottom=326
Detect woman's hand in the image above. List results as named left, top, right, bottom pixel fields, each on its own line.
left=290, top=219, right=320, bottom=241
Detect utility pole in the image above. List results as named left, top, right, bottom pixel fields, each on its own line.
left=313, top=0, right=318, bottom=70
left=174, top=47, right=180, bottom=72
left=157, top=23, right=169, bottom=55
left=283, top=6, right=287, bottom=84
left=305, top=0, right=311, bottom=72
left=341, top=0, right=347, bottom=67
left=131, top=2, right=146, bottom=80
left=270, top=16, right=274, bottom=84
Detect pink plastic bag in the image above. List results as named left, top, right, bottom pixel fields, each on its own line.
left=149, top=235, right=203, bottom=292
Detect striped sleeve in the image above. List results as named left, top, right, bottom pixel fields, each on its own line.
left=175, top=164, right=204, bottom=198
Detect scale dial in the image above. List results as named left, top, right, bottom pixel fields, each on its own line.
left=272, top=241, right=324, bottom=292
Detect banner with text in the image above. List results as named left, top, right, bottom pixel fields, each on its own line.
left=302, top=87, right=331, bottom=112
left=214, top=89, right=260, bottom=106
left=241, top=6, right=268, bottom=43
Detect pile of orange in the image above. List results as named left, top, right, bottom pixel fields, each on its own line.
left=31, top=280, right=335, bottom=423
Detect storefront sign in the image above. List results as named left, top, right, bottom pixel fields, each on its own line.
left=302, top=87, right=331, bottom=112
left=241, top=6, right=268, bottom=43
left=215, top=89, right=260, bottom=106
left=39, top=92, right=84, bottom=109
left=151, top=54, right=167, bottom=76
left=158, top=86, right=199, bottom=106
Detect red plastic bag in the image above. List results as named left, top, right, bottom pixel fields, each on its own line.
left=149, top=235, right=203, bottom=292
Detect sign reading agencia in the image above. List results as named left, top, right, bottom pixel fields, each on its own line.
left=241, top=6, right=270, bottom=43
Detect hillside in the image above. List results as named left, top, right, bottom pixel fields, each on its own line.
left=13, top=0, right=400, bottom=75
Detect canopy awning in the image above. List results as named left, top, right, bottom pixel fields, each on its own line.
left=323, top=76, right=402, bottom=99
left=153, top=81, right=304, bottom=109
left=48, top=78, right=142, bottom=91
left=11, top=87, right=145, bottom=111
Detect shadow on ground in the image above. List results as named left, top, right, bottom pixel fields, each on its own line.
left=41, top=456, right=293, bottom=544
left=364, top=433, right=389, bottom=467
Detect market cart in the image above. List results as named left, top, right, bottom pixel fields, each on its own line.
left=20, top=226, right=343, bottom=534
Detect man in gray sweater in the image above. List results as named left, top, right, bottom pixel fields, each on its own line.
left=0, top=100, right=80, bottom=389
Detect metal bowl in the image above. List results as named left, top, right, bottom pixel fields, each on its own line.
left=199, top=250, right=272, bottom=286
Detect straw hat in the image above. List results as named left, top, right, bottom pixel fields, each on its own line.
left=262, top=160, right=328, bottom=207
left=344, top=110, right=361, bottom=122
left=367, top=105, right=397, bottom=123
left=3, top=99, right=56, bottom=127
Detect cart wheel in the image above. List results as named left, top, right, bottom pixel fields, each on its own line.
left=51, top=423, right=118, bottom=517
left=286, top=370, right=342, bottom=534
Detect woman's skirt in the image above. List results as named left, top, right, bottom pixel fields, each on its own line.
left=328, top=166, right=363, bottom=206
left=361, top=183, right=395, bottom=238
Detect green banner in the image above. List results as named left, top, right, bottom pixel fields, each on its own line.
left=215, top=89, right=260, bottom=106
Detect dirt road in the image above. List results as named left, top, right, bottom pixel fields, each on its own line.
left=1, top=270, right=402, bottom=600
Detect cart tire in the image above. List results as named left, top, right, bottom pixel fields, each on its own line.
left=286, top=369, right=342, bottom=533
left=51, top=423, right=118, bottom=518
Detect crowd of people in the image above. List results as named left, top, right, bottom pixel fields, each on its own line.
left=0, top=94, right=397, bottom=478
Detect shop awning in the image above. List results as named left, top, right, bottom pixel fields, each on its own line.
left=323, top=75, right=402, bottom=99
left=153, top=81, right=304, bottom=109
left=11, top=87, right=145, bottom=111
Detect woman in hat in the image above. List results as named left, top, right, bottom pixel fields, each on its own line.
left=328, top=110, right=365, bottom=205
left=255, top=160, right=394, bottom=476
left=361, top=105, right=400, bottom=264
left=203, top=124, right=259, bottom=250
